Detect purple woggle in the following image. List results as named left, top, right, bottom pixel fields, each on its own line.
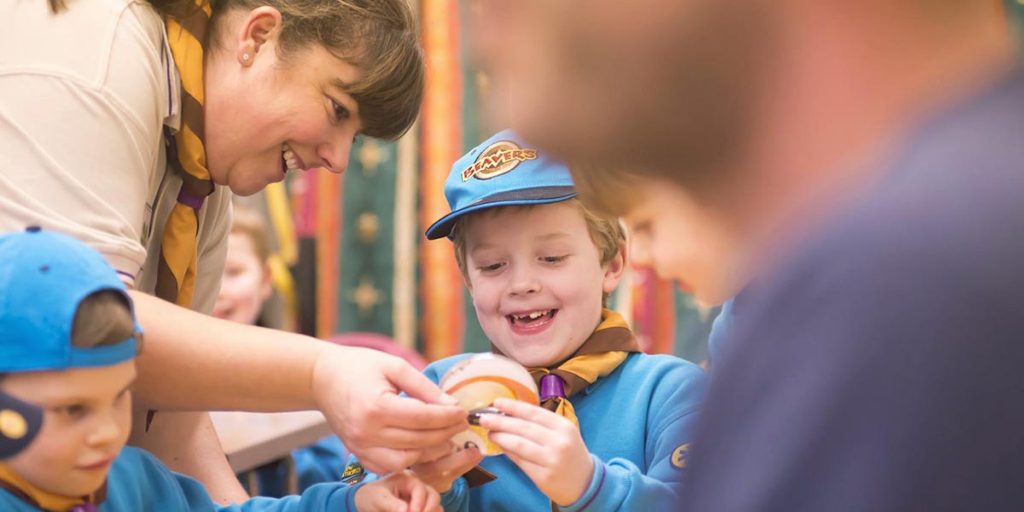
left=177, top=189, right=205, bottom=210
left=539, top=374, right=567, bottom=401
left=70, top=504, right=97, bottom=512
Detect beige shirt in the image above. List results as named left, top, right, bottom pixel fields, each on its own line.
left=0, top=0, right=230, bottom=314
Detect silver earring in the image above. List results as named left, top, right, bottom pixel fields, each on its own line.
left=242, top=53, right=250, bottom=61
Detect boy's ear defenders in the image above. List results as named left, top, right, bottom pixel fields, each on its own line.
left=0, top=391, right=43, bottom=460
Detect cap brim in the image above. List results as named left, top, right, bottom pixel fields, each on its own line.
left=425, top=186, right=577, bottom=240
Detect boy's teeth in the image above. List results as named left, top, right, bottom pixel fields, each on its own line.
left=513, top=310, right=550, bottom=321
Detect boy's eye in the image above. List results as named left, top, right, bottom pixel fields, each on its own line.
left=56, top=404, right=88, bottom=419
left=331, top=99, right=350, bottom=122
left=541, top=255, right=569, bottom=264
left=477, top=262, right=505, bottom=272
left=631, top=220, right=652, bottom=234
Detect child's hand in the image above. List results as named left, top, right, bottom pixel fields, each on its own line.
left=353, top=470, right=441, bottom=512
left=480, top=398, right=595, bottom=506
left=410, top=442, right=485, bottom=492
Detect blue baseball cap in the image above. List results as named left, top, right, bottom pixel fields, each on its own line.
left=0, top=227, right=140, bottom=373
left=425, top=130, right=577, bottom=240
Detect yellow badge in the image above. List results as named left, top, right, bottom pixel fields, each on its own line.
left=340, top=461, right=366, bottom=485
left=0, top=409, right=27, bottom=440
left=671, top=443, right=691, bottom=470
left=461, top=141, right=538, bottom=181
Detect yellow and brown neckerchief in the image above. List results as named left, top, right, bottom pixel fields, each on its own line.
left=526, top=309, right=640, bottom=426
left=156, top=0, right=215, bottom=309
left=147, top=0, right=215, bottom=433
left=0, top=463, right=106, bottom=511
left=463, top=309, right=640, bottom=495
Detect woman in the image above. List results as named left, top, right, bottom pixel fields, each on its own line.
left=0, top=0, right=465, bottom=503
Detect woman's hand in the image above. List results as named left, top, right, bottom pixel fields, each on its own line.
left=409, top=442, right=484, bottom=493
left=480, top=398, right=595, bottom=506
left=353, top=470, right=442, bottom=512
left=313, top=346, right=468, bottom=474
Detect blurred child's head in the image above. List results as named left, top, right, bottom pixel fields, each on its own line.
left=569, top=166, right=743, bottom=307
left=426, top=131, right=626, bottom=368
left=0, top=228, right=139, bottom=498
left=213, top=204, right=273, bottom=325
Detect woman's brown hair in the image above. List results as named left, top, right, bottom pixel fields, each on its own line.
left=49, top=0, right=424, bottom=141
left=209, top=0, right=423, bottom=140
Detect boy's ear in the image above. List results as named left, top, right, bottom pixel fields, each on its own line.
left=602, top=244, right=628, bottom=294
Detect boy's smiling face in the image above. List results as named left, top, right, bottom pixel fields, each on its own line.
left=0, top=361, right=135, bottom=497
left=620, top=178, right=741, bottom=306
left=463, top=202, right=624, bottom=368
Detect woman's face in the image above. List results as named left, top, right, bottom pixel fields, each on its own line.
left=203, top=8, right=362, bottom=196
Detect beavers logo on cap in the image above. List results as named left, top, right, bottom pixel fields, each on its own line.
left=461, top=140, right=538, bottom=181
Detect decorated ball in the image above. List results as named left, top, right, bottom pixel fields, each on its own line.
left=439, top=354, right=539, bottom=455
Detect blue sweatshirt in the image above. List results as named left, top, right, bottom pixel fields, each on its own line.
left=0, top=446, right=364, bottom=511
left=351, top=352, right=707, bottom=511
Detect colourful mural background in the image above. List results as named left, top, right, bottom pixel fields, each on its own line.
left=271, top=0, right=1024, bottom=365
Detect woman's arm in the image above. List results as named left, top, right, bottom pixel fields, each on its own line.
left=129, top=291, right=467, bottom=474
left=129, top=411, right=250, bottom=504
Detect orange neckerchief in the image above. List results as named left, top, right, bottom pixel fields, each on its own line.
left=0, top=463, right=105, bottom=511
left=526, top=308, right=640, bottom=426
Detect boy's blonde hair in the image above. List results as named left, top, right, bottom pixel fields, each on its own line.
left=568, top=165, right=645, bottom=218
left=229, top=203, right=272, bottom=264
left=450, top=198, right=626, bottom=280
left=72, top=291, right=137, bottom=349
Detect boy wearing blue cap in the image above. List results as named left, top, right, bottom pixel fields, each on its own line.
left=347, top=131, right=707, bottom=511
left=0, top=228, right=440, bottom=512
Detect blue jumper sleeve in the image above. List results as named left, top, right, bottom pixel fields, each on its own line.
left=560, top=366, right=706, bottom=512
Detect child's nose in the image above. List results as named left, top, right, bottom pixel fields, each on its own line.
left=507, top=267, right=541, bottom=296
left=86, top=410, right=124, bottom=447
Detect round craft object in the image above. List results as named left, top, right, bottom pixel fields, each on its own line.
left=440, top=354, right=539, bottom=455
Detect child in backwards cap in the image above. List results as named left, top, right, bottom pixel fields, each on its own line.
left=343, top=130, right=708, bottom=511
left=0, top=227, right=439, bottom=512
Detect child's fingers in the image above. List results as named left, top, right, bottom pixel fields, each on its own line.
left=502, top=449, right=549, bottom=482
left=487, top=430, right=549, bottom=466
left=479, top=408, right=552, bottom=444
left=424, top=485, right=442, bottom=512
left=354, top=479, right=408, bottom=512
left=491, top=398, right=566, bottom=430
left=403, top=473, right=430, bottom=512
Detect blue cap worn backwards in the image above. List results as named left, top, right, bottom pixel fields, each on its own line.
left=425, top=129, right=577, bottom=240
left=0, top=227, right=140, bottom=372
left=0, top=228, right=140, bottom=458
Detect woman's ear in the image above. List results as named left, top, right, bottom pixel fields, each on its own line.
left=602, top=243, right=627, bottom=294
left=234, top=6, right=283, bottom=66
